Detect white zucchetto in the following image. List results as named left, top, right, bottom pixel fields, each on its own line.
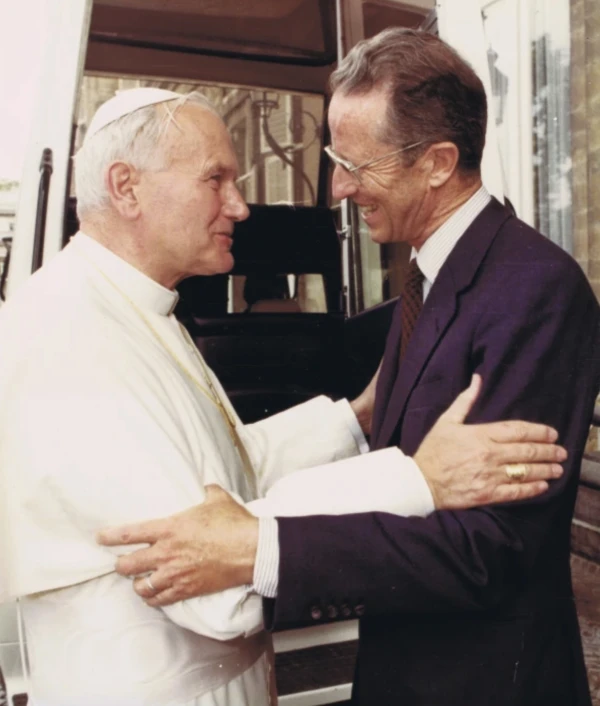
left=85, top=87, right=183, bottom=143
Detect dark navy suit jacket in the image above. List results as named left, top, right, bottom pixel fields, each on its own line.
left=266, top=199, right=600, bottom=705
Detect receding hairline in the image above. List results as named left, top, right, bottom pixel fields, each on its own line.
left=329, top=79, right=396, bottom=109
left=328, top=82, right=398, bottom=146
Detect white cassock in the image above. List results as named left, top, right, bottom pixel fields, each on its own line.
left=0, top=233, right=434, bottom=706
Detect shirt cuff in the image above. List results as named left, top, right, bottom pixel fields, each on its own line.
left=334, top=398, right=369, bottom=454
left=394, top=451, right=436, bottom=516
left=252, top=516, right=280, bottom=598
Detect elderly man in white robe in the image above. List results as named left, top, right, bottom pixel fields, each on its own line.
left=0, top=88, right=566, bottom=706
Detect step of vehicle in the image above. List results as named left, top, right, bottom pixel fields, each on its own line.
left=275, top=641, right=357, bottom=697
left=572, top=455, right=600, bottom=563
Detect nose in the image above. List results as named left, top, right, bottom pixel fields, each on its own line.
left=224, top=185, right=250, bottom=222
left=331, top=165, right=359, bottom=201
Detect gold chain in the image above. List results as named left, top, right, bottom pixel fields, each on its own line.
left=75, top=249, right=257, bottom=497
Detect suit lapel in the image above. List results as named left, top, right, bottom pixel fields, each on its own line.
left=374, top=198, right=512, bottom=450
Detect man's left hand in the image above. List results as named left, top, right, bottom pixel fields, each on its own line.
left=97, top=485, right=257, bottom=606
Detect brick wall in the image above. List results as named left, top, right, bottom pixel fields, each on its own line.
left=571, top=0, right=600, bottom=299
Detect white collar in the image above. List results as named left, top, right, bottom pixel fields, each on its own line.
left=70, top=232, right=179, bottom=316
left=413, top=185, right=491, bottom=286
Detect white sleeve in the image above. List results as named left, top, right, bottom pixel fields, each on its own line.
left=248, top=447, right=434, bottom=518
left=238, top=395, right=365, bottom=495
left=161, top=585, right=264, bottom=641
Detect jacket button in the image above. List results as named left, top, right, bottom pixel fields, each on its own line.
left=310, top=605, right=323, bottom=620
left=326, top=604, right=338, bottom=619
left=340, top=603, right=352, bottom=618
left=354, top=604, right=366, bottom=617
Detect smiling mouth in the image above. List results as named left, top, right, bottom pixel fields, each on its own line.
left=216, top=233, right=234, bottom=248
left=360, top=205, right=378, bottom=217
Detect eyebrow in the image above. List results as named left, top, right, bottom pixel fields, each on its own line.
left=202, top=160, right=239, bottom=180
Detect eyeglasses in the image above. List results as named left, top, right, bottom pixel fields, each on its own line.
left=324, top=141, right=425, bottom=183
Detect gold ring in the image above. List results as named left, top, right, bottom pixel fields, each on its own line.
left=505, top=463, right=527, bottom=482
left=145, top=575, right=157, bottom=594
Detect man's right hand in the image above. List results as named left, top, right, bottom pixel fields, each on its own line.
left=413, top=375, right=566, bottom=510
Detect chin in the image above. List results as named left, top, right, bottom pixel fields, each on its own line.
left=369, top=229, right=392, bottom=245
left=188, top=254, right=234, bottom=278
left=213, top=253, right=235, bottom=275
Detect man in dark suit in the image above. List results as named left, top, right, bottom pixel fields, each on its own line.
left=100, top=29, right=600, bottom=705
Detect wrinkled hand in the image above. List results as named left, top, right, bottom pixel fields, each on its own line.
left=349, top=361, right=382, bottom=436
left=414, top=375, right=566, bottom=509
left=97, top=485, right=257, bottom=606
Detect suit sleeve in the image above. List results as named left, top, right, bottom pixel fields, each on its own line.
left=266, top=256, right=600, bottom=629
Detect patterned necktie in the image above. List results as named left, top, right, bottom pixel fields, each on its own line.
left=400, top=259, right=425, bottom=360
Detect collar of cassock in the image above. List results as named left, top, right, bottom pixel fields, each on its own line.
left=72, top=232, right=179, bottom=316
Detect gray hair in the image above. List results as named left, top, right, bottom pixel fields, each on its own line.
left=74, top=91, right=219, bottom=219
left=330, top=28, right=487, bottom=172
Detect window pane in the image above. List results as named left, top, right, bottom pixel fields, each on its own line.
left=0, top=185, right=18, bottom=304
left=531, top=0, right=572, bottom=253
left=483, top=0, right=572, bottom=252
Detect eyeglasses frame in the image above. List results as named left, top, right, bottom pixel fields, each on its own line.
left=324, top=141, right=425, bottom=183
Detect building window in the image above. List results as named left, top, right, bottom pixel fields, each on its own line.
left=483, top=0, right=572, bottom=252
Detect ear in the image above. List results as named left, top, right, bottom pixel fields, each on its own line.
left=105, top=161, right=142, bottom=220
left=424, top=142, right=460, bottom=189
